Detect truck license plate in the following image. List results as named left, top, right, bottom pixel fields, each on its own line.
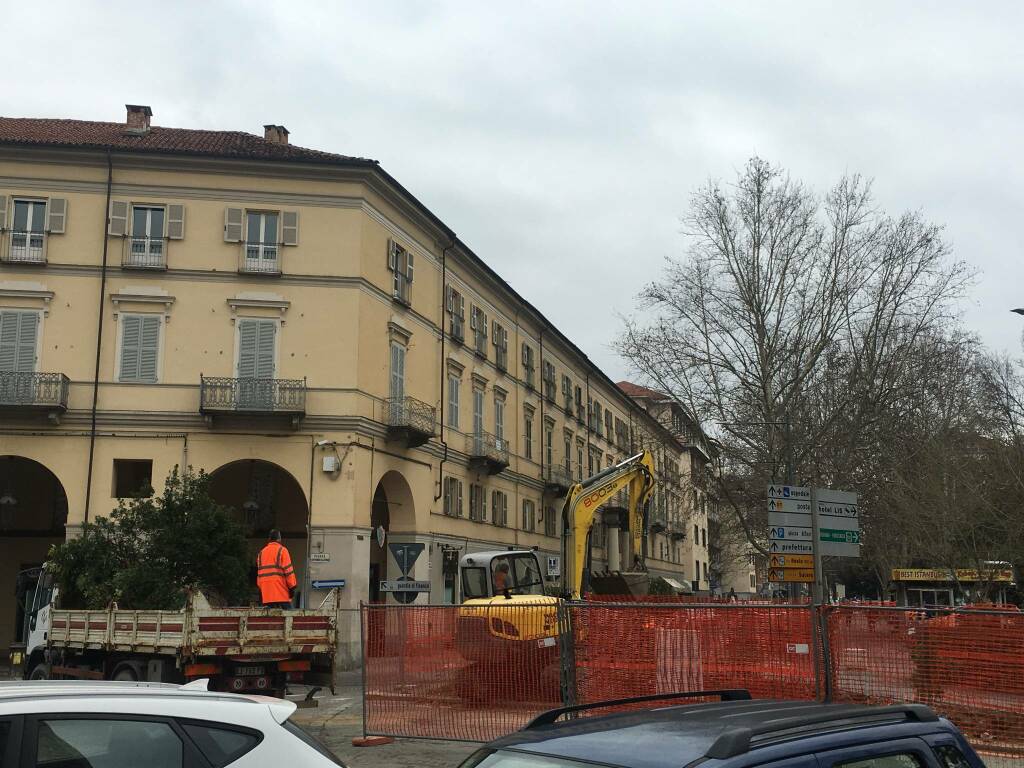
left=235, top=666, right=265, bottom=677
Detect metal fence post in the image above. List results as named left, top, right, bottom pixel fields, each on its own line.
left=818, top=604, right=833, bottom=703
left=359, top=602, right=368, bottom=739
left=557, top=600, right=578, bottom=709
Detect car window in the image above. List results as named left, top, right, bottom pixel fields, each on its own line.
left=463, top=567, right=490, bottom=599
left=181, top=722, right=259, bottom=767
left=281, top=720, right=345, bottom=766
left=35, top=719, right=182, bottom=768
left=837, top=754, right=924, bottom=768
left=511, top=556, right=544, bottom=595
left=460, top=749, right=600, bottom=767
left=934, top=746, right=972, bottom=768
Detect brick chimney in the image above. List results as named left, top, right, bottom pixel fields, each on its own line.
left=263, top=124, right=289, bottom=145
left=125, top=105, right=152, bottom=134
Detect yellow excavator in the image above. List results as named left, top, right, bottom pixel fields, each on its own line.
left=454, top=451, right=656, bottom=699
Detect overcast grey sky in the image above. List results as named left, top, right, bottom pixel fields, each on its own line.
left=8, top=1, right=1023, bottom=379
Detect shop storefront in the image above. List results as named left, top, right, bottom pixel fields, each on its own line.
left=891, top=567, right=1015, bottom=607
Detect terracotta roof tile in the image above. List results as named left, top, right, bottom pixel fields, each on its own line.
left=0, top=117, right=376, bottom=167
left=617, top=381, right=668, bottom=399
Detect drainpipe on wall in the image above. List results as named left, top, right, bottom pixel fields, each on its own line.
left=83, top=151, right=113, bottom=526
left=434, top=242, right=454, bottom=502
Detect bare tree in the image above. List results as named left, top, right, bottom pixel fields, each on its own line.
left=619, top=158, right=973, bottom=558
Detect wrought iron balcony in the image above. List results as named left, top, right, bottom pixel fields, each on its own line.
left=123, top=236, right=167, bottom=269
left=543, top=464, right=573, bottom=496
left=384, top=396, right=436, bottom=448
left=0, top=372, right=69, bottom=422
left=670, top=526, right=687, bottom=541
left=466, top=430, right=509, bottom=475
left=199, top=376, right=305, bottom=426
left=239, top=242, right=281, bottom=275
left=2, top=231, right=47, bottom=264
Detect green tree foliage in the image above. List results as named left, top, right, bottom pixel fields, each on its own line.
left=48, top=467, right=252, bottom=610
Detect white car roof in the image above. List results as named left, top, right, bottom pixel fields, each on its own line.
left=0, top=681, right=296, bottom=726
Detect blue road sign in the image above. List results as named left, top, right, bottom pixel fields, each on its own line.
left=389, top=542, right=425, bottom=578
left=311, top=579, right=346, bottom=589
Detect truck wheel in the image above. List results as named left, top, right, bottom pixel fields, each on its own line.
left=111, top=663, right=140, bottom=681
left=29, top=664, right=51, bottom=681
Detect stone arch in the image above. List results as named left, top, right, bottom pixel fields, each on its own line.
left=367, top=470, right=416, bottom=603
left=208, top=459, right=309, bottom=604
left=0, top=456, right=69, bottom=649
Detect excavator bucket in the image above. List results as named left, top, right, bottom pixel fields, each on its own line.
left=589, top=571, right=650, bottom=597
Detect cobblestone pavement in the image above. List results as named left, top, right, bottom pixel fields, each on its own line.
left=289, top=673, right=479, bottom=768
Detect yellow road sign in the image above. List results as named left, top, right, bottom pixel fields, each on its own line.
left=768, top=567, right=816, bottom=583
left=770, top=554, right=814, bottom=568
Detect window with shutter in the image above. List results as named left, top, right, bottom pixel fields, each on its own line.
left=224, top=207, right=243, bottom=242
left=0, top=311, right=38, bottom=372
left=118, top=314, right=160, bottom=383
left=447, top=374, right=460, bottom=428
left=243, top=213, right=279, bottom=273
left=388, top=240, right=413, bottom=305
left=0, top=195, right=7, bottom=231
left=10, top=200, right=47, bottom=263
left=494, top=395, right=505, bottom=443
left=167, top=204, right=185, bottom=240
left=46, top=198, right=67, bottom=234
left=109, top=200, right=129, bottom=237
left=390, top=342, right=405, bottom=402
left=282, top=210, right=299, bottom=246
left=236, top=319, right=276, bottom=407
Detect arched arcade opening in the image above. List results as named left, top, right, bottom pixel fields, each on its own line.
left=207, top=459, right=309, bottom=606
left=0, top=456, right=68, bottom=650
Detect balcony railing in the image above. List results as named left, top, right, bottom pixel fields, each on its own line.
left=543, top=464, right=573, bottom=495
left=2, top=231, right=47, bottom=264
left=466, top=430, right=509, bottom=474
left=199, top=376, right=306, bottom=424
left=384, top=395, right=436, bottom=448
left=0, top=372, right=69, bottom=418
left=123, top=237, right=167, bottom=269
left=239, top=242, right=280, bottom=275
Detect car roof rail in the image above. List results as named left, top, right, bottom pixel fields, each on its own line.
left=524, top=689, right=752, bottom=729
left=705, top=704, right=940, bottom=759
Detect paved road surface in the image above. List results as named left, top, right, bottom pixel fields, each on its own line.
left=290, top=673, right=478, bottom=768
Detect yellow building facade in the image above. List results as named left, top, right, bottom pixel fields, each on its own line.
left=0, top=107, right=706, bottom=662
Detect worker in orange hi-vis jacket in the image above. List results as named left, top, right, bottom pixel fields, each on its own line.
left=256, top=529, right=297, bottom=608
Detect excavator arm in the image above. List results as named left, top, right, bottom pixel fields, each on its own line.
left=560, top=450, right=656, bottom=598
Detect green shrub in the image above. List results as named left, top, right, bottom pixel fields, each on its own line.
left=48, top=467, right=252, bottom=610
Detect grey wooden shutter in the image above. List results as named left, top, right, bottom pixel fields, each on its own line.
left=138, top=316, right=160, bottom=382
left=15, top=313, right=38, bottom=372
left=0, top=311, right=38, bottom=372
left=387, top=240, right=397, bottom=271
left=237, top=321, right=257, bottom=379
left=281, top=211, right=299, bottom=246
left=119, top=315, right=142, bottom=381
left=255, top=320, right=275, bottom=378
left=108, top=201, right=129, bottom=237
left=390, top=343, right=405, bottom=401
left=167, top=204, right=185, bottom=240
left=0, top=195, right=7, bottom=231
left=406, top=251, right=414, bottom=282
left=224, top=207, right=244, bottom=243
left=46, top=198, right=67, bottom=234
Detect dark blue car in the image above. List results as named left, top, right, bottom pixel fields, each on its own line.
left=458, top=691, right=986, bottom=768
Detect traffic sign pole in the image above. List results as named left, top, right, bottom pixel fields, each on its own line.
left=811, top=485, right=823, bottom=605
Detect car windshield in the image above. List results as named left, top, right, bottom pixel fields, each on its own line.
left=461, top=749, right=597, bottom=768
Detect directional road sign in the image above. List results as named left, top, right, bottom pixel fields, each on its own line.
left=769, top=540, right=814, bottom=554
left=311, top=579, right=346, bottom=589
left=820, top=528, right=861, bottom=544
left=770, top=554, right=813, bottom=569
left=769, top=511, right=814, bottom=528
left=380, top=580, right=431, bottom=592
left=767, top=497, right=811, bottom=513
left=815, top=488, right=860, bottom=557
left=767, top=485, right=811, bottom=500
left=768, top=567, right=815, bottom=582
left=769, top=526, right=812, bottom=540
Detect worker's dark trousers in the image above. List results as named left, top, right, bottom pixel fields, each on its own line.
left=265, top=602, right=291, bottom=609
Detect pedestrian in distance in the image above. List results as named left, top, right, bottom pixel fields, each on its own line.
left=256, top=529, right=297, bottom=609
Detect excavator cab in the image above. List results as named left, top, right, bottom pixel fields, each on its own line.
left=460, top=550, right=547, bottom=601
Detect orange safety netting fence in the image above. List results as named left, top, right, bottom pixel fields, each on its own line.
left=362, top=603, right=564, bottom=741
left=824, top=605, right=1024, bottom=766
left=362, top=601, right=1024, bottom=761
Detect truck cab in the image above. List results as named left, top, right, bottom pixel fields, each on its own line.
left=11, top=566, right=54, bottom=678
